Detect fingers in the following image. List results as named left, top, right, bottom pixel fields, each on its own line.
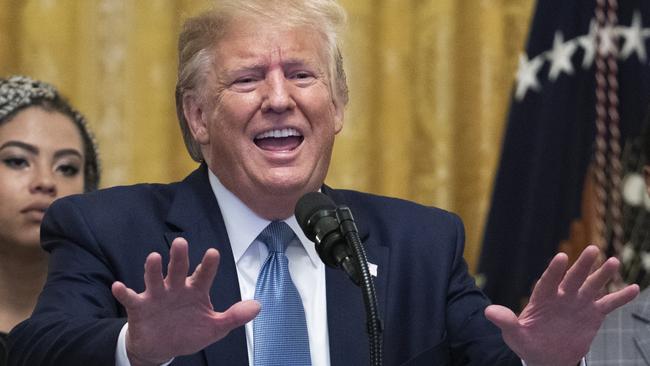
left=559, top=245, right=599, bottom=294
left=578, top=256, right=619, bottom=299
left=112, top=281, right=141, bottom=309
left=528, top=252, right=568, bottom=303
left=596, top=284, right=640, bottom=314
left=190, top=248, right=221, bottom=293
left=114, top=240, right=220, bottom=314
left=484, top=305, right=519, bottom=334
left=144, top=252, right=164, bottom=296
left=217, top=300, right=261, bottom=331
left=166, top=238, right=190, bottom=289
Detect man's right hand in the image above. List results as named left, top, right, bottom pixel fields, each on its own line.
left=111, top=238, right=261, bottom=366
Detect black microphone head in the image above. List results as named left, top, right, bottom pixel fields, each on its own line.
left=295, top=192, right=337, bottom=240
left=295, top=192, right=360, bottom=284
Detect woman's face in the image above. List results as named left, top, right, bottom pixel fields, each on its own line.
left=0, top=107, right=85, bottom=250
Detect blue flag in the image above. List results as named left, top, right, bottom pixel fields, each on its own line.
left=478, top=0, right=650, bottom=311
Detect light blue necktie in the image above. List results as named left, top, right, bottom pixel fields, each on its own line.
left=253, top=221, right=312, bottom=366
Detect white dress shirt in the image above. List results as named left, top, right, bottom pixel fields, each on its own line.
left=116, top=170, right=330, bottom=366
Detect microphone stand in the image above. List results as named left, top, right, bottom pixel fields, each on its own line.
left=336, top=207, right=383, bottom=366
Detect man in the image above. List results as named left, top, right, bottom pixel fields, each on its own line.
left=8, top=1, right=639, bottom=365
left=586, top=127, right=650, bottom=365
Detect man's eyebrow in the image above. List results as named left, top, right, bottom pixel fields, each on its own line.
left=226, top=63, right=267, bottom=74
left=226, top=58, right=319, bottom=73
left=0, top=140, right=39, bottom=154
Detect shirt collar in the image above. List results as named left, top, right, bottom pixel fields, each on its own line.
left=207, top=169, right=321, bottom=267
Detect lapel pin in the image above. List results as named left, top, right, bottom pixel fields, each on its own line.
left=367, top=262, right=378, bottom=277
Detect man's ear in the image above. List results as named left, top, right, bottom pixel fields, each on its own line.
left=333, top=101, right=344, bottom=134
left=183, top=92, right=210, bottom=144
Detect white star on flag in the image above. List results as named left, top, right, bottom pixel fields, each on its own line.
left=577, top=21, right=598, bottom=68
left=515, top=54, right=544, bottom=101
left=619, top=11, right=649, bottom=62
left=512, top=11, right=650, bottom=103
left=547, top=32, right=577, bottom=81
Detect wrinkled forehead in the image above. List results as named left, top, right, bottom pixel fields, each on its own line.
left=217, top=16, right=330, bottom=60
left=218, top=23, right=328, bottom=66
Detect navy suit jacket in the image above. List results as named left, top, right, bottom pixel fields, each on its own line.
left=9, top=165, right=518, bottom=365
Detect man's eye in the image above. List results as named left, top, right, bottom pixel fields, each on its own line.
left=292, top=72, right=313, bottom=79
left=235, top=77, right=257, bottom=84
left=2, top=157, right=29, bottom=169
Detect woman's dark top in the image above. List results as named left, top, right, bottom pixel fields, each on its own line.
left=0, top=331, right=7, bottom=366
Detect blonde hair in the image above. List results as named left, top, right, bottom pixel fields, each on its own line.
left=175, top=0, right=349, bottom=162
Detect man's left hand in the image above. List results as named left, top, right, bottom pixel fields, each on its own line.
left=485, top=245, right=639, bottom=366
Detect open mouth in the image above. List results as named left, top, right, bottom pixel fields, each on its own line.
left=254, top=127, right=304, bottom=152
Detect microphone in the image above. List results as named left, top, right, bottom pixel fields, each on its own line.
left=295, top=192, right=361, bottom=285
left=295, top=191, right=383, bottom=366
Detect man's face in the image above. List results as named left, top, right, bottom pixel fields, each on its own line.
left=186, top=19, right=343, bottom=218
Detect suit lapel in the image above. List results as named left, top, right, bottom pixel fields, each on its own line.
left=323, top=187, right=390, bottom=366
left=164, top=165, right=248, bottom=366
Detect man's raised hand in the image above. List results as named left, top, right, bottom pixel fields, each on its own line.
left=111, top=238, right=260, bottom=366
left=485, top=245, right=639, bottom=366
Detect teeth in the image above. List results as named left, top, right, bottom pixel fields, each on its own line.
left=255, top=128, right=301, bottom=139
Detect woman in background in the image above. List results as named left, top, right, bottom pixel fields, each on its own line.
left=0, top=76, right=100, bottom=364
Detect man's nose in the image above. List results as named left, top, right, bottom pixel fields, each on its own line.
left=261, top=72, right=296, bottom=113
left=29, top=167, right=57, bottom=196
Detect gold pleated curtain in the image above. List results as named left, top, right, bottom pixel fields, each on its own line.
left=0, top=0, right=535, bottom=272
